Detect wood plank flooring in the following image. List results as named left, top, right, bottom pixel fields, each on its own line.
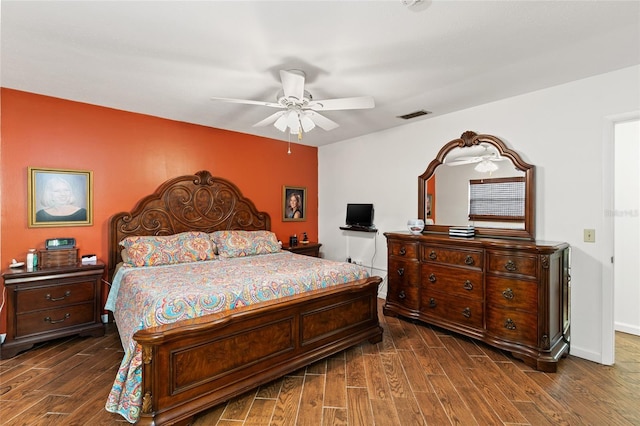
left=1, top=298, right=639, bottom=425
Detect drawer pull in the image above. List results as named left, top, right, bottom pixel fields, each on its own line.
left=429, top=273, right=436, bottom=283
left=505, top=260, right=517, bottom=272
left=46, top=290, right=71, bottom=302
left=399, top=247, right=406, bottom=256
left=429, top=250, right=437, bottom=260
left=44, top=313, right=70, bottom=324
left=428, top=298, right=437, bottom=308
left=398, top=290, right=406, bottom=300
left=463, top=280, right=473, bottom=291
left=397, top=268, right=405, bottom=276
left=504, top=318, right=516, bottom=330
left=502, top=288, right=514, bottom=300
left=462, top=307, right=471, bottom=318
left=465, top=255, right=475, bottom=266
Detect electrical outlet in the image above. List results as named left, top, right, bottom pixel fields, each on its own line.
left=584, top=229, right=595, bottom=243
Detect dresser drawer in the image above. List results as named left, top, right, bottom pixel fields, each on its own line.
left=420, top=264, right=483, bottom=300
left=386, top=281, right=420, bottom=311
left=389, top=258, right=419, bottom=284
left=16, top=302, right=95, bottom=337
left=388, top=259, right=420, bottom=310
left=15, top=281, right=95, bottom=314
left=486, top=308, right=538, bottom=347
left=420, top=292, right=483, bottom=329
left=487, top=251, right=537, bottom=279
left=486, top=276, right=537, bottom=312
left=388, top=240, right=418, bottom=258
left=421, top=245, right=483, bottom=270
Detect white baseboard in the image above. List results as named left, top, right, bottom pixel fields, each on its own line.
left=614, top=322, right=640, bottom=336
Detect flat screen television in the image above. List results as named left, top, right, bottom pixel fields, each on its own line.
left=345, top=203, right=375, bottom=228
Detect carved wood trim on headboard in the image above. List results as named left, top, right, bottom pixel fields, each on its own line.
left=108, top=170, right=271, bottom=279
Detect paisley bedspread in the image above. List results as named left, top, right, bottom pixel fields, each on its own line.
left=104, top=251, right=369, bottom=423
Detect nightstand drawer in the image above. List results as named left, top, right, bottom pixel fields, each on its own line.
left=16, top=281, right=95, bottom=313
left=16, top=302, right=95, bottom=337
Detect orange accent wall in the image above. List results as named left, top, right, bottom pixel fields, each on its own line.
left=0, top=88, right=318, bottom=333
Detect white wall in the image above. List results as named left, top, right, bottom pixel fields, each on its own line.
left=318, top=65, right=640, bottom=364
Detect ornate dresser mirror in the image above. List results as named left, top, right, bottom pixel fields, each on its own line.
left=418, top=130, right=535, bottom=240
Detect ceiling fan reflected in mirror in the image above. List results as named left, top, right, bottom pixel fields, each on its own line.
left=444, top=144, right=506, bottom=167
left=211, top=69, right=375, bottom=139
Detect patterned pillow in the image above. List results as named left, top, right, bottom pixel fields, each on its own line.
left=120, top=231, right=216, bottom=267
left=211, top=230, right=281, bottom=258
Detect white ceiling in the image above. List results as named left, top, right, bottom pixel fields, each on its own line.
left=2, top=1, right=639, bottom=147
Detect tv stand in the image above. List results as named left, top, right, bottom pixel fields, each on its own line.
left=340, top=226, right=378, bottom=233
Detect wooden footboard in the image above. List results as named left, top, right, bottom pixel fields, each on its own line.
left=134, top=277, right=382, bottom=425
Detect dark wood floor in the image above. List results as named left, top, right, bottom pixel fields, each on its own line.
left=1, top=299, right=639, bottom=425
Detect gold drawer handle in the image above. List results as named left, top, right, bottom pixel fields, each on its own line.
left=505, top=260, right=517, bottom=272
left=463, top=280, right=473, bottom=291
left=502, top=288, right=514, bottom=300
left=46, top=290, right=71, bottom=302
left=429, top=273, right=436, bottom=283
left=465, top=255, right=474, bottom=266
left=44, top=313, right=70, bottom=324
left=429, top=250, right=437, bottom=260
left=504, top=318, right=516, bottom=330
left=399, top=247, right=406, bottom=256
left=462, top=307, right=471, bottom=318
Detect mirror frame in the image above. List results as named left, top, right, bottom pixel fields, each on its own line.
left=418, top=131, right=535, bottom=240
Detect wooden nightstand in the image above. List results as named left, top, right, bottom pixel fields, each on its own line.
left=282, top=242, right=322, bottom=258
left=1, top=261, right=105, bottom=359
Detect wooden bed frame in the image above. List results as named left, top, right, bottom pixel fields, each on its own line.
left=107, top=170, right=383, bottom=425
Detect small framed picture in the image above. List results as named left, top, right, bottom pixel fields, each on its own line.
left=28, top=167, right=93, bottom=227
left=283, top=186, right=306, bottom=222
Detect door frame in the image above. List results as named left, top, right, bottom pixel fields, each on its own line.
left=602, top=111, right=640, bottom=365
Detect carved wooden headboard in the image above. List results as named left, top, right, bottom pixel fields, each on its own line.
left=108, top=170, right=271, bottom=279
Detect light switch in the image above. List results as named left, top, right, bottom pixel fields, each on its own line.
left=584, top=229, right=595, bottom=243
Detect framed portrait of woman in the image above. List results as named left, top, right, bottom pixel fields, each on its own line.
left=282, top=186, right=306, bottom=222
left=28, top=167, right=93, bottom=227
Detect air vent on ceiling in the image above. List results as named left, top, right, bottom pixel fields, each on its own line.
left=397, top=110, right=431, bottom=120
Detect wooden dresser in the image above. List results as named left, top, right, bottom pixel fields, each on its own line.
left=384, top=232, right=570, bottom=372
left=1, top=262, right=105, bottom=359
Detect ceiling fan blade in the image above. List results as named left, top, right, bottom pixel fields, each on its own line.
left=252, top=111, right=286, bottom=127
left=445, top=158, right=480, bottom=166
left=306, top=111, right=339, bottom=131
left=210, top=96, right=281, bottom=108
left=280, top=70, right=305, bottom=101
left=307, top=96, right=375, bottom=111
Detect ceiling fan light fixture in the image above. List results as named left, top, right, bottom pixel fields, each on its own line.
left=300, top=114, right=316, bottom=132
left=286, top=111, right=300, bottom=134
left=274, top=115, right=288, bottom=132
left=475, top=159, right=499, bottom=173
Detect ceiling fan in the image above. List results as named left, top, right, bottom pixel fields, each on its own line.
left=444, top=144, right=506, bottom=167
left=210, top=69, right=375, bottom=138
